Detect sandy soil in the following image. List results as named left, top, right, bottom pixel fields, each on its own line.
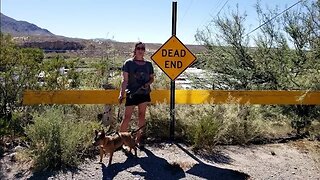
left=1, top=140, right=319, bottom=180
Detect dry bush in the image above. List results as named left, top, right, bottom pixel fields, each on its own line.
left=24, top=107, right=100, bottom=170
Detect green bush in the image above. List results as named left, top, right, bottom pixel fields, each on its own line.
left=24, top=108, right=100, bottom=170
left=147, top=103, right=170, bottom=141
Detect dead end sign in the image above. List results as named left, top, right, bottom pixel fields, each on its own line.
left=151, top=35, right=197, bottom=80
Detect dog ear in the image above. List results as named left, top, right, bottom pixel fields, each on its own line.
left=101, top=129, right=105, bottom=136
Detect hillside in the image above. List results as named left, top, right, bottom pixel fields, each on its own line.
left=0, top=13, right=54, bottom=37
left=1, top=13, right=206, bottom=58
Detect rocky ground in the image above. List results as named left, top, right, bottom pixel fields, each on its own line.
left=1, top=140, right=319, bottom=180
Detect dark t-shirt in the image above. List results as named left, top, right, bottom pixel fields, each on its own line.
left=122, top=58, right=154, bottom=94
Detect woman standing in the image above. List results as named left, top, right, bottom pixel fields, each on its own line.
left=118, top=42, right=154, bottom=148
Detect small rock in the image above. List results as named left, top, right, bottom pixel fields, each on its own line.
left=271, top=151, right=276, bottom=156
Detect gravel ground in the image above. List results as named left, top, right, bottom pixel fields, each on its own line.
left=1, top=140, right=319, bottom=180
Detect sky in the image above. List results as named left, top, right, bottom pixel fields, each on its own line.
left=1, top=0, right=301, bottom=45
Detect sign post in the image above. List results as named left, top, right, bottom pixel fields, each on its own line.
left=151, top=1, right=196, bottom=141
left=170, top=1, right=177, bottom=141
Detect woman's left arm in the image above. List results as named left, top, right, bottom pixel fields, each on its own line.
left=146, top=74, right=154, bottom=86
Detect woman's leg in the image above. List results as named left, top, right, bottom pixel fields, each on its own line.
left=136, top=102, right=148, bottom=144
left=120, top=106, right=134, bottom=132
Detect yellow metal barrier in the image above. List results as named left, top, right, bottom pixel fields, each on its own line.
left=23, top=90, right=320, bottom=105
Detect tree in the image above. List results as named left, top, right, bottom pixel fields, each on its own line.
left=195, top=6, right=256, bottom=90
left=0, top=34, right=43, bottom=117
left=282, top=0, right=320, bottom=90
left=0, top=34, right=44, bottom=136
left=195, top=1, right=319, bottom=91
left=195, top=0, right=320, bottom=135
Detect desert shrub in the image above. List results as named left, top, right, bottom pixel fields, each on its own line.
left=147, top=100, right=271, bottom=147
left=173, top=96, right=283, bottom=149
left=213, top=104, right=266, bottom=145
left=193, top=114, right=223, bottom=147
left=174, top=104, right=217, bottom=144
left=24, top=108, right=100, bottom=170
left=184, top=103, right=266, bottom=148
left=146, top=103, right=170, bottom=141
left=309, top=120, right=320, bottom=140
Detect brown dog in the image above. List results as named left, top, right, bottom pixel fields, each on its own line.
left=92, top=126, right=145, bottom=166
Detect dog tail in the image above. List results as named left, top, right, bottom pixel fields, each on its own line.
left=131, top=125, right=146, bottom=135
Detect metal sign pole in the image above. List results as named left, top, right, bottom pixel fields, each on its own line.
left=170, top=1, right=177, bottom=141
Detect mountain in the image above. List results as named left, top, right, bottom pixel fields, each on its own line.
left=0, top=13, right=206, bottom=57
left=0, top=13, right=54, bottom=36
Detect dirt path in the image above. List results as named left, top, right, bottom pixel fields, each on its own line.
left=1, top=140, right=319, bottom=180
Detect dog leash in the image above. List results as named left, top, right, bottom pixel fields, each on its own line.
left=131, top=124, right=146, bottom=134
left=117, top=104, right=122, bottom=123
left=125, top=84, right=149, bottom=99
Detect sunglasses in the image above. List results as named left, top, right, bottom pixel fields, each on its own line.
left=136, top=47, right=145, bottom=51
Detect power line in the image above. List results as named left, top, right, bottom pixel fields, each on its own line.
left=193, top=0, right=229, bottom=45
left=216, top=0, right=229, bottom=17
left=197, top=0, right=225, bottom=29
left=207, top=0, right=229, bottom=26
left=190, top=0, right=230, bottom=45
left=179, top=0, right=194, bottom=26
left=245, top=0, right=303, bottom=37
left=208, top=0, right=229, bottom=26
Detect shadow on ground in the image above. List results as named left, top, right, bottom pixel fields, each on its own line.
left=102, top=145, right=250, bottom=180
left=102, top=148, right=185, bottom=180
left=175, top=143, right=250, bottom=180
